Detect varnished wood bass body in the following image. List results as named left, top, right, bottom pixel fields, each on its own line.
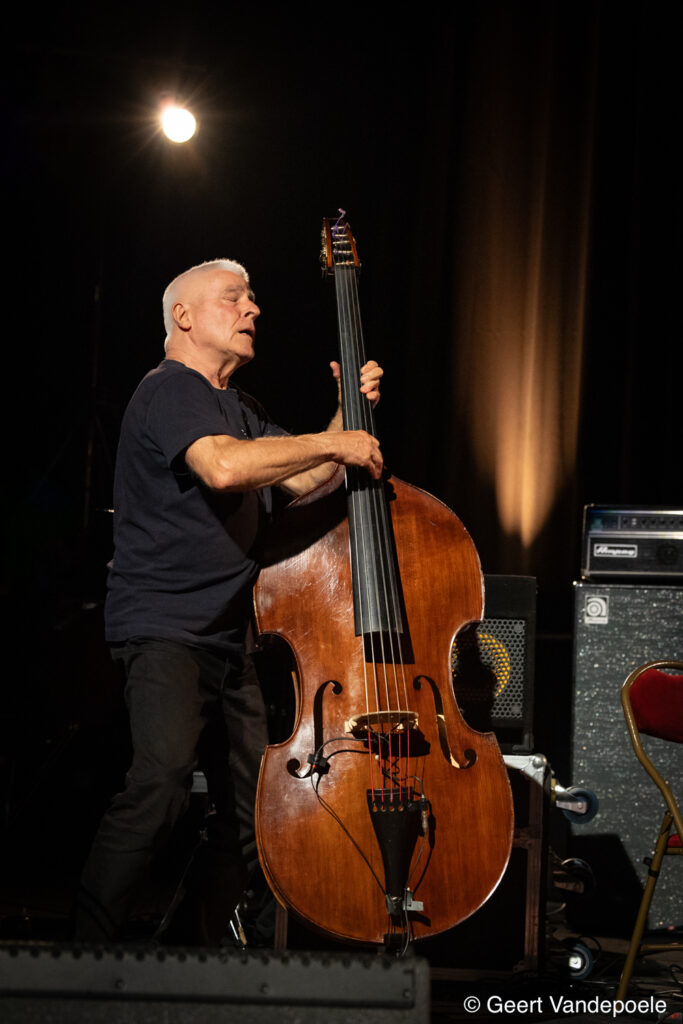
left=254, top=472, right=513, bottom=945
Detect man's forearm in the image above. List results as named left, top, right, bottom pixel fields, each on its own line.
left=325, top=405, right=343, bottom=434
left=185, top=426, right=381, bottom=495
left=185, top=433, right=339, bottom=492
left=280, top=405, right=345, bottom=495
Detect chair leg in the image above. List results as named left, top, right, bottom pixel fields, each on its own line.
left=616, top=812, right=673, bottom=1001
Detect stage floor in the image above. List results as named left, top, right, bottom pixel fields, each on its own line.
left=0, top=879, right=680, bottom=1023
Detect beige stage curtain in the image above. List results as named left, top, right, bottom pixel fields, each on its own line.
left=452, top=9, right=596, bottom=573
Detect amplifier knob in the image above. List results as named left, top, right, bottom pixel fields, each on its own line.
left=657, top=542, right=679, bottom=565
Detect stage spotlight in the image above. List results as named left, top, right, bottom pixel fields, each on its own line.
left=160, top=103, right=197, bottom=143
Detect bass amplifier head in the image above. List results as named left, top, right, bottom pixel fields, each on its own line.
left=451, top=575, right=536, bottom=752
left=582, top=505, right=683, bottom=580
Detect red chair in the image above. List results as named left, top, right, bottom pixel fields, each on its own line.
left=616, top=659, right=683, bottom=1000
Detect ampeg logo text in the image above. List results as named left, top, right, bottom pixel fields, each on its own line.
left=584, top=595, right=609, bottom=625
left=593, top=543, right=638, bottom=558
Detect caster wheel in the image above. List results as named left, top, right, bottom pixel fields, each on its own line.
left=561, top=786, right=599, bottom=824
left=567, top=940, right=594, bottom=980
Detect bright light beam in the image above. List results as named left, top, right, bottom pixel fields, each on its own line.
left=161, top=104, right=197, bottom=143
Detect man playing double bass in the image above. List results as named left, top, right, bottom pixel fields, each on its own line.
left=75, top=258, right=384, bottom=945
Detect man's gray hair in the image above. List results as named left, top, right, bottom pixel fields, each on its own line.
left=162, top=258, right=250, bottom=345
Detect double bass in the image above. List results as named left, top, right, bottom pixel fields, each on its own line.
left=254, top=215, right=513, bottom=948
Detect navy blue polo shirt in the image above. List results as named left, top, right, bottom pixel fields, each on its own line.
left=105, top=359, right=288, bottom=654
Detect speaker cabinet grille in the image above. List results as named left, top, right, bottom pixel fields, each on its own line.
left=571, top=582, right=683, bottom=929
left=451, top=618, right=527, bottom=720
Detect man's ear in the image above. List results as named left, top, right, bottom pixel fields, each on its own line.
left=172, top=301, right=192, bottom=332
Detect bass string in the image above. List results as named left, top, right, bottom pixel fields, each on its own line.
left=340, top=283, right=410, bottom=740
left=335, top=264, right=412, bottom=801
left=335, top=267, right=377, bottom=795
left=344, top=274, right=412, bottom=785
left=340, top=268, right=399, bottom=795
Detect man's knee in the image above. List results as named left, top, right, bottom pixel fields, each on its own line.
left=109, top=763, right=194, bottom=830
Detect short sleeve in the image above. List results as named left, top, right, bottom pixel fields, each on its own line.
left=145, top=371, right=226, bottom=467
left=236, top=388, right=290, bottom=441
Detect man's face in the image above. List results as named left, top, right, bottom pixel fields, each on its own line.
left=179, top=269, right=261, bottom=368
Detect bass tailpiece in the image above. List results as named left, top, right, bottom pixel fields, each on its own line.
left=366, top=788, right=426, bottom=916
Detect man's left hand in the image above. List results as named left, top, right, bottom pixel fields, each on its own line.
left=330, top=360, right=383, bottom=408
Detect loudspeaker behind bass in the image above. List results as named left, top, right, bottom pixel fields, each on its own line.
left=452, top=574, right=536, bottom=752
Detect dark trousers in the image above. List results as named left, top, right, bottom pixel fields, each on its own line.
left=75, top=638, right=268, bottom=945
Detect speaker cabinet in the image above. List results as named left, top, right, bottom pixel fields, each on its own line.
left=452, top=575, right=536, bottom=752
left=0, top=944, right=430, bottom=1023
left=571, top=582, right=683, bottom=930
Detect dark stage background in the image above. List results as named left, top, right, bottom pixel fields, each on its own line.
left=2, top=1, right=681, bottom=930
